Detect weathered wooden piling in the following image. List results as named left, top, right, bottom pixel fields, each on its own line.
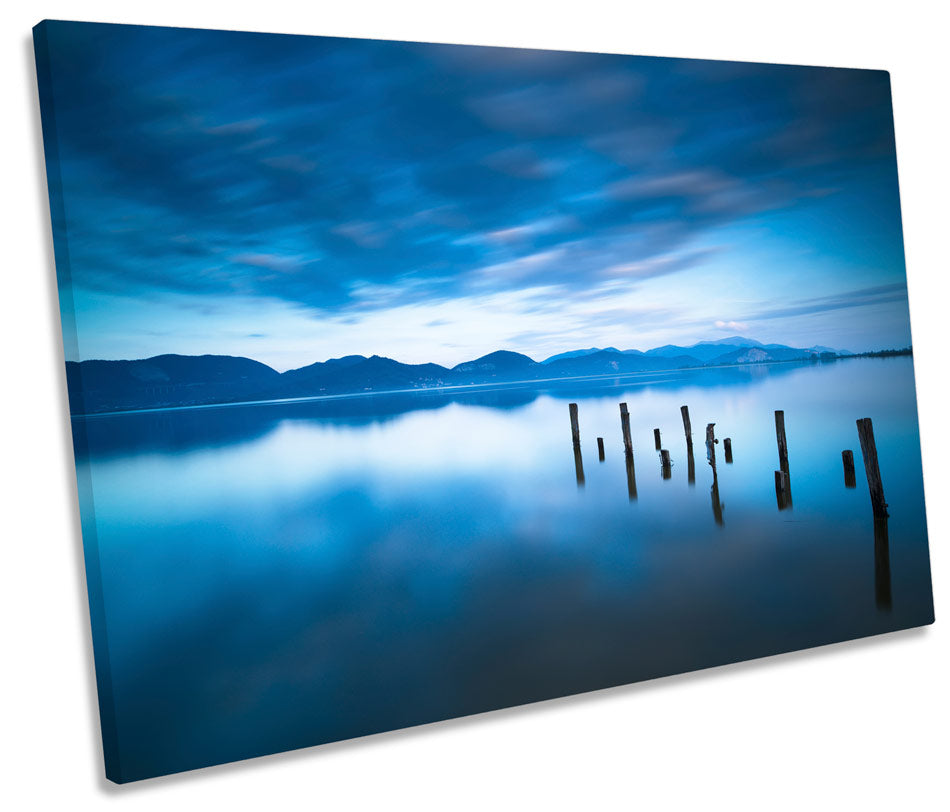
left=625, top=450, right=638, bottom=501
left=573, top=441, right=585, bottom=488
left=842, top=450, right=856, bottom=488
left=874, top=517, right=892, bottom=610
left=687, top=446, right=696, bottom=486
left=705, top=423, right=717, bottom=464
left=619, top=403, right=633, bottom=455
left=597, top=437, right=605, bottom=461
left=660, top=449, right=671, bottom=479
left=654, top=428, right=662, bottom=450
left=569, top=402, right=581, bottom=445
left=774, top=469, right=790, bottom=510
left=856, top=418, right=888, bottom=518
left=774, top=410, right=789, bottom=474
left=681, top=405, right=693, bottom=450
left=774, top=410, right=792, bottom=506
left=723, top=438, right=733, bottom=463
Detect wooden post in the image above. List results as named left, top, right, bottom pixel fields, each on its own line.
left=774, top=469, right=790, bottom=510
left=774, top=410, right=792, bottom=506
left=624, top=449, right=638, bottom=501
left=681, top=405, right=693, bottom=450
left=774, top=410, right=789, bottom=474
left=687, top=446, right=696, bottom=486
left=660, top=449, right=671, bottom=479
left=842, top=450, right=856, bottom=488
left=654, top=428, right=662, bottom=450
left=723, top=437, right=733, bottom=463
left=619, top=403, right=633, bottom=455
left=705, top=423, right=716, bottom=464
left=569, top=403, right=580, bottom=446
left=597, top=437, right=605, bottom=461
left=856, top=418, right=888, bottom=518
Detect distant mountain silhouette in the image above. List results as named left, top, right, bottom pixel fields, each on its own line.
left=65, top=354, right=280, bottom=415
left=452, top=351, right=537, bottom=381
left=66, top=338, right=851, bottom=414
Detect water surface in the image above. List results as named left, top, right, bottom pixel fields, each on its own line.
left=73, top=357, right=934, bottom=781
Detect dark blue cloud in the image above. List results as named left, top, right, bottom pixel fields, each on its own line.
left=39, top=21, right=904, bottom=328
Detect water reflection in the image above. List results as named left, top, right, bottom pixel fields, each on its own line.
left=710, top=466, right=724, bottom=526
left=775, top=470, right=791, bottom=511
left=874, top=518, right=893, bottom=610
left=843, top=450, right=857, bottom=488
left=73, top=356, right=932, bottom=781
left=624, top=450, right=638, bottom=501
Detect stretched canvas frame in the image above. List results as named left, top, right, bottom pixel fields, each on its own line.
left=34, top=19, right=933, bottom=783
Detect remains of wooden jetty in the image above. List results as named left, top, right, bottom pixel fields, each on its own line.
left=562, top=403, right=891, bottom=538
left=856, top=418, right=888, bottom=518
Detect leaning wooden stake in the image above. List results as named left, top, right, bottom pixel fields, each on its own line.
left=842, top=450, right=856, bottom=488
left=856, top=418, right=888, bottom=518
left=681, top=405, right=693, bottom=450
left=654, top=428, right=662, bottom=450
left=774, top=410, right=789, bottom=474
left=619, top=403, right=633, bottom=455
left=723, top=438, right=733, bottom=464
left=597, top=437, right=605, bottom=462
left=774, top=410, right=792, bottom=506
left=569, top=403, right=580, bottom=445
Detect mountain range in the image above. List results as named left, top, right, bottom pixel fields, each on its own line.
left=66, top=337, right=849, bottom=415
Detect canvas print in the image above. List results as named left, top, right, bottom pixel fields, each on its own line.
left=34, top=20, right=934, bottom=783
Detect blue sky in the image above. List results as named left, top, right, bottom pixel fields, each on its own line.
left=40, top=21, right=912, bottom=371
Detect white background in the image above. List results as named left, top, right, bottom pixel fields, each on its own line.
left=2, top=2, right=947, bottom=809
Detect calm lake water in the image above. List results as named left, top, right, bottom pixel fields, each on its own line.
left=72, top=356, right=934, bottom=782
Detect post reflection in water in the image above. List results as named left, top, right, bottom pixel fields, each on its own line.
left=874, top=517, right=893, bottom=610
left=710, top=461, right=724, bottom=526
left=625, top=450, right=638, bottom=501
left=660, top=449, right=672, bottom=480
left=573, top=442, right=585, bottom=488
